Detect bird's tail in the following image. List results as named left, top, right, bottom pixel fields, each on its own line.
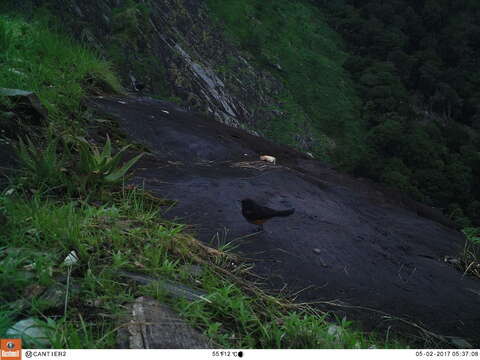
left=274, top=208, right=295, bottom=217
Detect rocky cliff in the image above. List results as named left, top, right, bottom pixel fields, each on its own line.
left=14, top=0, right=283, bottom=132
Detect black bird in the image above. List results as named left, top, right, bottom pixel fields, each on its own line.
left=241, top=199, right=295, bottom=231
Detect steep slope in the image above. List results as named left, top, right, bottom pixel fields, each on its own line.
left=4, top=0, right=283, bottom=130
left=4, top=0, right=364, bottom=162
left=89, top=95, right=480, bottom=346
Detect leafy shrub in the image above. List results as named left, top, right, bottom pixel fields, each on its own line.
left=75, top=135, right=143, bottom=194
left=15, top=136, right=68, bottom=191
left=15, top=136, right=143, bottom=196
left=463, top=227, right=480, bottom=245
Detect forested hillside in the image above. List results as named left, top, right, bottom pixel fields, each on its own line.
left=2, top=0, right=480, bottom=349
left=314, top=0, right=480, bottom=226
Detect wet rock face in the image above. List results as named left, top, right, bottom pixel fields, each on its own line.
left=89, top=96, right=480, bottom=347
left=20, top=0, right=283, bottom=130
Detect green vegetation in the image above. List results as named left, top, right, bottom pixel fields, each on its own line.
left=0, top=15, right=121, bottom=130
left=74, top=136, right=144, bottom=195
left=0, top=190, right=184, bottom=347
left=207, top=0, right=364, bottom=163
left=315, top=0, right=480, bottom=227
left=15, top=135, right=143, bottom=197
left=173, top=274, right=403, bottom=348
left=0, top=13, right=404, bottom=349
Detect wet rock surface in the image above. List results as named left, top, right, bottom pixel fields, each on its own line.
left=89, top=96, right=480, bottom=346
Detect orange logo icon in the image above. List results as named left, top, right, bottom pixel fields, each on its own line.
left=1, top=339, right=22, bottom=360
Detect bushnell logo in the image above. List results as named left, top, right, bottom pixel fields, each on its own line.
left=1, top=338, right=22, bottom=360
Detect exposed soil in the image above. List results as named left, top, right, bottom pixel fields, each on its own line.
left=88, top=96, right=480, bottom=347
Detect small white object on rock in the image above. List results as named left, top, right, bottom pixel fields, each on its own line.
left=63, top=251, right=79, bottom=266
left=118, top=101, right=127, bottom=105
left=313, top=248, right=322, bottom=254
left=6, top=318, right=52, bottom=347
left=443, top=256, right=461, bottom=265
left=260, top=155, right=276, bottom=165
left=161, top=110, right=170, bottom=114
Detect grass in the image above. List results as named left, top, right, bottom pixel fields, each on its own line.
left=206, top=0, right=365, bottom=165
left=0, top=9, right=408, bottom=350
left=0, top=187, right=406, bottom=349
left=0, top=15, right=122, bottom=132
left=0, top=187, right=408, bottom=349
left=0, top=189, right=186, bottom=347
left=171, top=272, right=403, bottom=348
